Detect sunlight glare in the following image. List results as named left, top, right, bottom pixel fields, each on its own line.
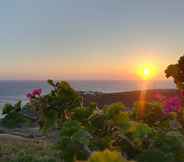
left=136, top=63, right=157, bottom=80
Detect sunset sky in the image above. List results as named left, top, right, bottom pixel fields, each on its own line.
left=0, top=0, right=184, bottom=80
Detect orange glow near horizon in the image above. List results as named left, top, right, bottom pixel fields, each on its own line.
left=136, top=62, right=159, bottom=119
left=136, top=63, right=158, bottom=80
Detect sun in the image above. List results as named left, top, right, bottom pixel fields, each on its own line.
left=143, top=68, right=150, bottom=77
left=136, top=64, right=157, bottom=80
left=141, top=67, right=152, bottom=80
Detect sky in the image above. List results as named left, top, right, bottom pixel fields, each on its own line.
left=0, top=0, right=184, bottom=80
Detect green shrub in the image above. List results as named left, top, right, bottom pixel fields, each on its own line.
left=1, top=101, right=32, bottom=128
left=29, top=80, right=82, bottom=132
left=136, top=149, right=171, bottom=162
left=1, top=111, right=31, bottom=128
left=58, top=120, right=91, bottom=162
left=153, top=131, right=184, bottom=162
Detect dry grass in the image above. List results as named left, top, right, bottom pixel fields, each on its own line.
left=0, top=133, right=56, bottom=161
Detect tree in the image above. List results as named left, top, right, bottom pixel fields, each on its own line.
left=165, top=55, right=184, bottom=89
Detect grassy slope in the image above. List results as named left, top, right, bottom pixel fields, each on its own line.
left=0, top=134, right=57, bottom=161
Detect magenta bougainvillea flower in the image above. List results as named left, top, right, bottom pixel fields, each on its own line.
left=26, top=88, right=42, bottom=100
left=154, top=92, right=182, bottom=114
left=32, top=88, right=42, bottom=96
left=163, top=96, right=182, bottom=114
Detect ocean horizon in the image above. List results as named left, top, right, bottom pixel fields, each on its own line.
left=0, top=80, right=176, bottom=107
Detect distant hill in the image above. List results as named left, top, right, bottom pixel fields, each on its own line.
left=82, top=89, right=179, bottom=108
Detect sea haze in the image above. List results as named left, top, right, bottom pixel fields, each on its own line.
left=0, top=80, right=176, bottom=106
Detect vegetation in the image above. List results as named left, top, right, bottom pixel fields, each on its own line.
left=165, top=55, right=184, bottom=89
left=0, top=135, right=59, bottom=162
left=1, top=101, right=32, bottom=128
left=1, top=56, right=184, bottom=161
left=87, top=150, right=135, bottom=162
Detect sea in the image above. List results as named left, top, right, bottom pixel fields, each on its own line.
left=0, top=80, right=176, bottom=107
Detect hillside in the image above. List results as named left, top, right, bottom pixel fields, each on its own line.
left=82, top=89, right=179, bottom=107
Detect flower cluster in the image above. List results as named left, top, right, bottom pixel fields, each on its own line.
left=26, top=88, right=42, bottom=100
left=154, top=93, right=182, bottom=114
left=163, top=96, right=181, bottom=114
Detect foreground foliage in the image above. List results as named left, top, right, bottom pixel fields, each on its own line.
left=1, top=101, right=32, bottom=128
left=2, top=55, right=184, bottom=162
left=23, top=80, right=184, bottom=162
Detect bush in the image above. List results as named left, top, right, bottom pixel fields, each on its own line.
left=28, top=80, right=82, bottom=132
left=58, top=120, right=91, bottom=162
left=136, top=149, right=170, bottom=162
left=1, top=111, right=31, bottom=128
left=1, top=101, right=32, bottom=128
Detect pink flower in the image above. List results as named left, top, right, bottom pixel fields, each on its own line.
left=32, top=88, right=42, bottom=96
left=26, top=88, right=42, bottom=100
left=163, top=96, right=182, bottom=114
